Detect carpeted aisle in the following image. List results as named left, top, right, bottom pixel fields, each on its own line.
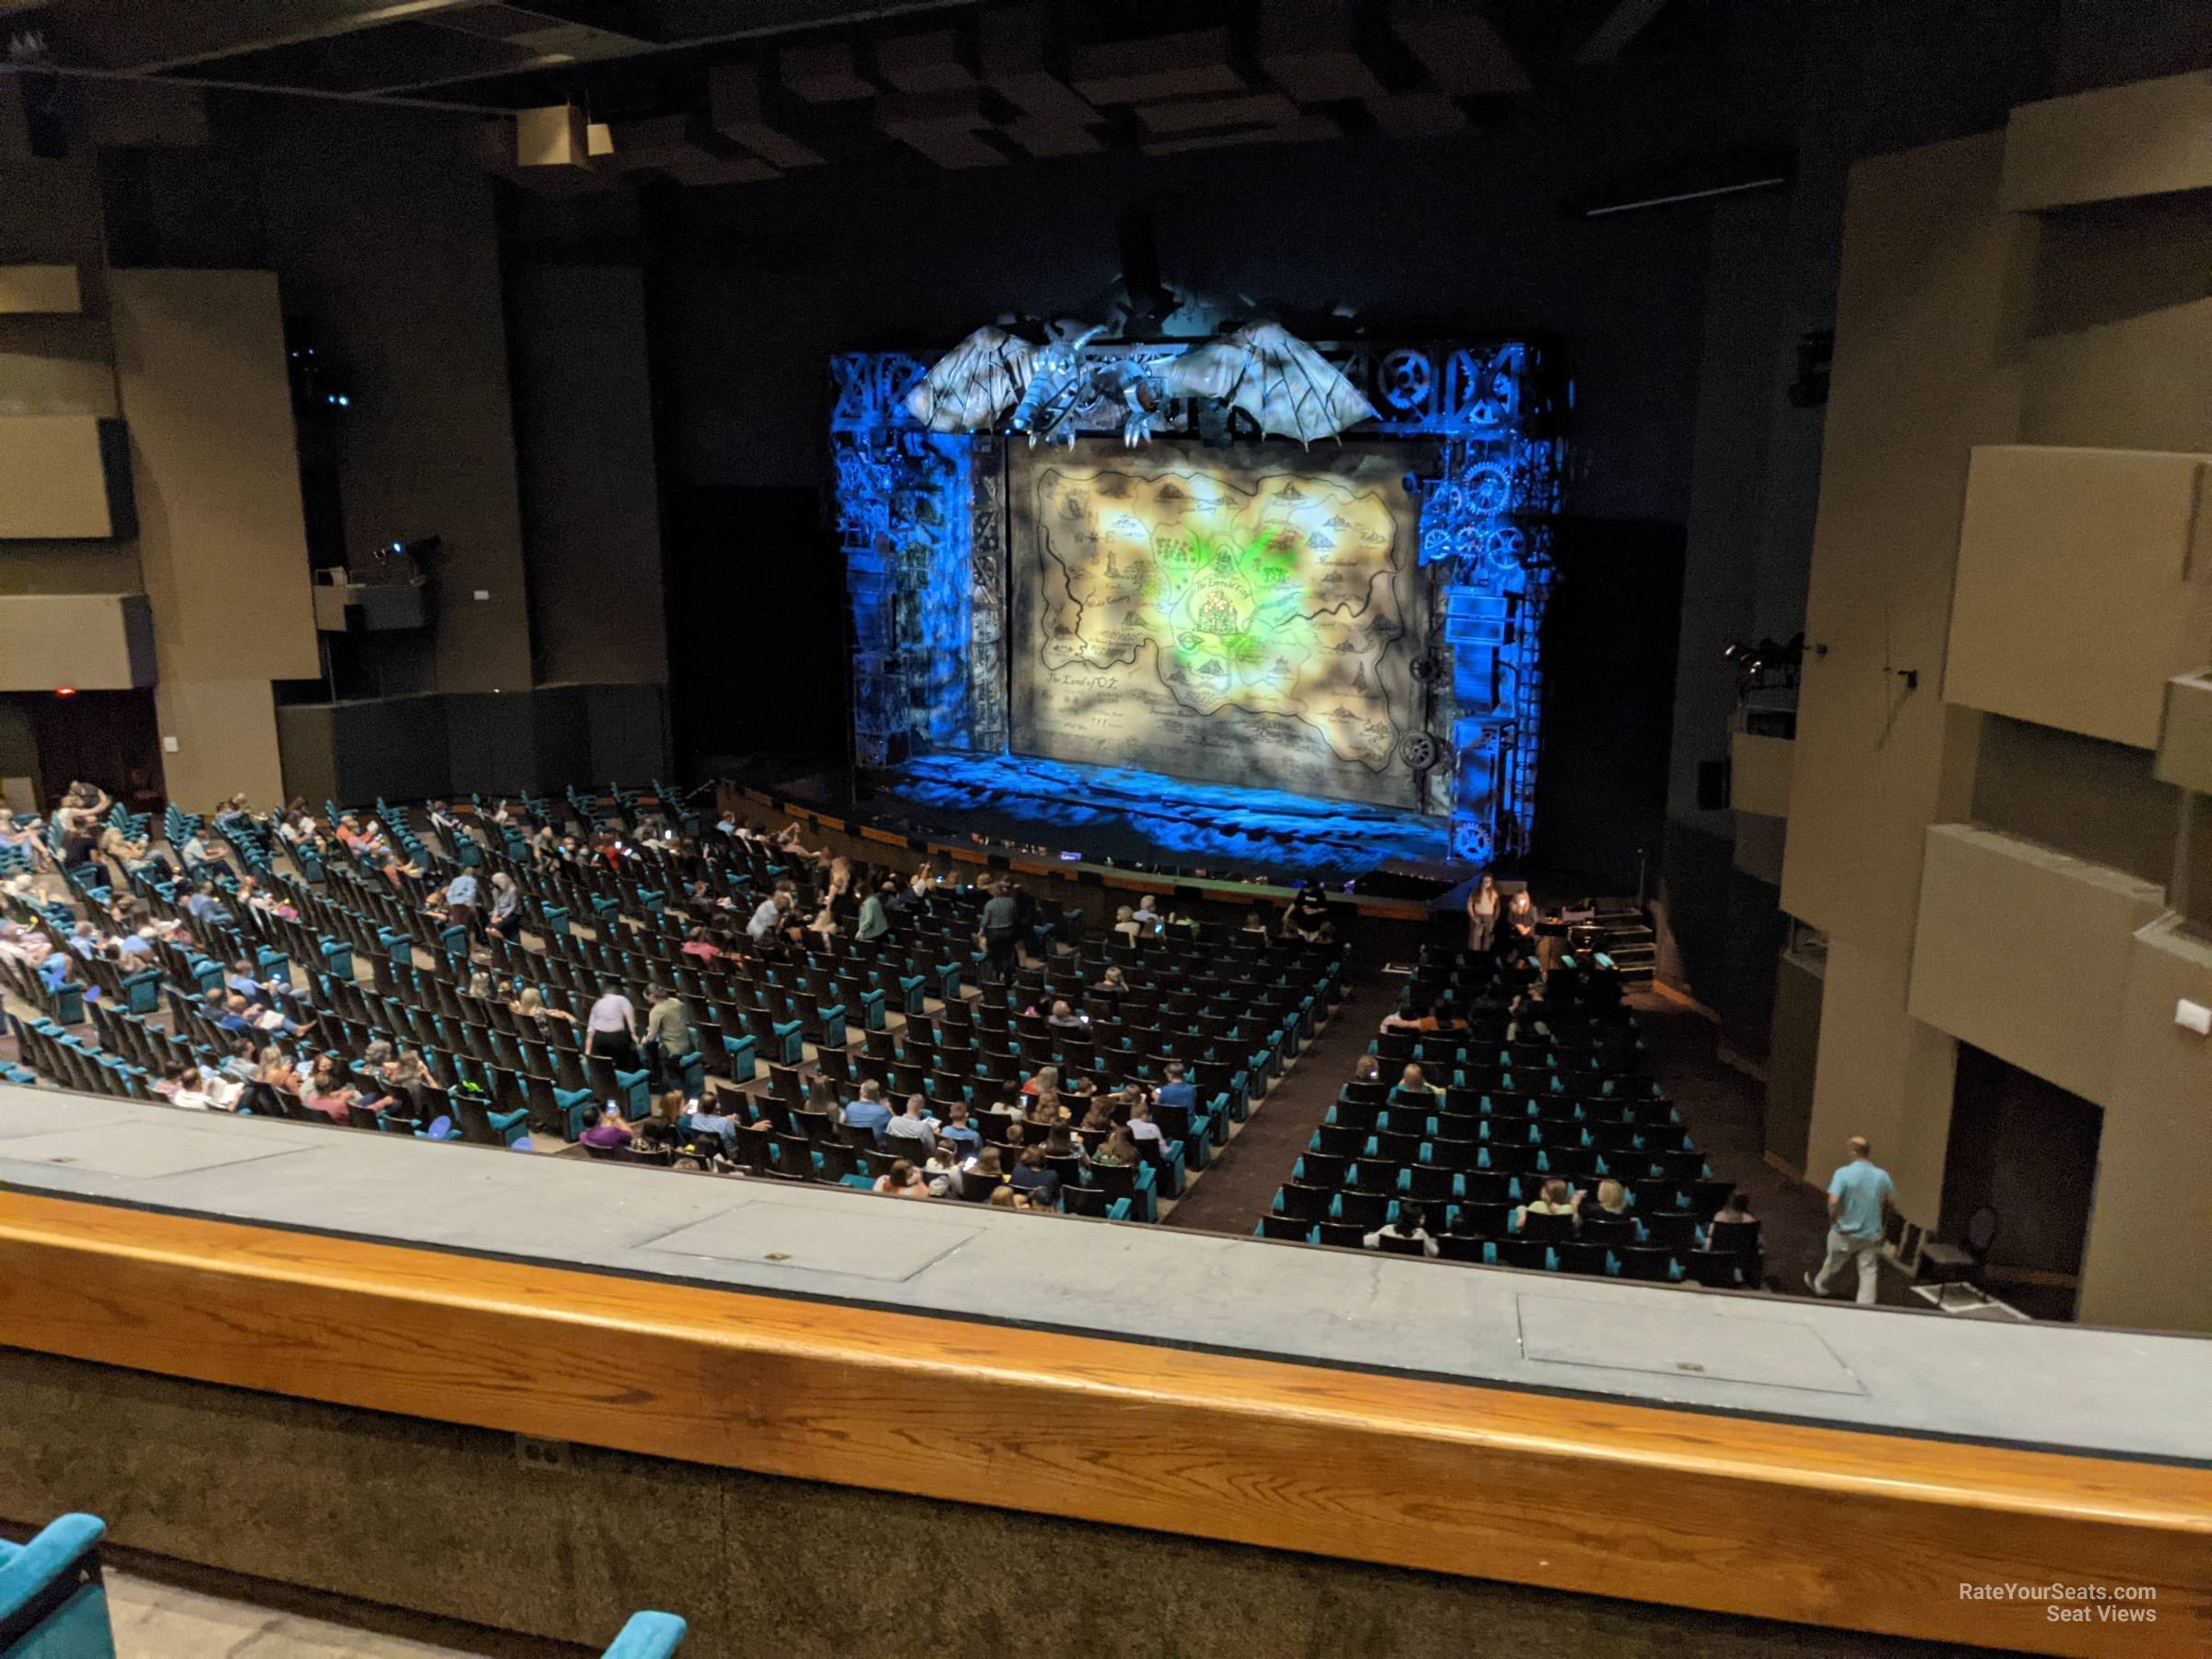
left=1166, top=975, right=1396, bottom=1235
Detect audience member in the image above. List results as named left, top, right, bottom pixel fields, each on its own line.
left=842, top=1079, right=893, bottom=1141
left=1366, top=1205, right=1440, bottom=1256
left=1466, top=872, right=1500, bottom=951
left=1155, top=1062, right=1195, bottom=1112
left=577, top=1105, right=634, bottom=1149
left=1578, top=1179, right=1631, bottom=1225
left=585, top=982, right=641, bottom=1072
left=882, top=1093, right=938, bottom=1157
left=922, top=1145, right=964, bottom=1197
left=1517, top=1179, right=1581, bottom=1229
left=873, top=1159, right=931, bottom=1199
left=935, top=1101, right=982, bottom=1158
left=1806, top=1135, right=1893, bottom=1305
left=1007, top=1146, right=1060, bottom=1206
left=1712, top=1191, right=1757, bottom=1227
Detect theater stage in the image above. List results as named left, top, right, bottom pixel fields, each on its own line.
left=751, top=753, right=1457, bottom=887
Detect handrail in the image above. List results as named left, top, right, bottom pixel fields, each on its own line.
left=1, top=1191, right=2204, bottom=1655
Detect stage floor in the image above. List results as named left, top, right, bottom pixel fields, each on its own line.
left=766, top=753, right=1454, bottom=884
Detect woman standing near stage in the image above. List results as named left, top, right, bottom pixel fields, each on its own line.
left=1466, top=873, right=1499, bottom=952
left=1503, top=888, right=1537, bottom=959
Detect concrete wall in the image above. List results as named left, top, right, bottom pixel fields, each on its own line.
left=0, top=1347, right=1952, bottom=1659
left=1776, top=75, right=2212, bottom=1332
left=1907, top=825, right=2167, bottom=1106
left=1779, top=132, right=2031, bottom=1220
left=109, top=270, right=320, bottom=811
left=1946, top=444, right=2212, bottom=749
left=2084, top=919, right=2212, bottom=1329
left=0, top=594, right=153, bottom=691
left=1971, top=715, right=2182, bottom=888
left=508, top=263, right=668, bottom=690
left=248, top=105, right=533, bottom=698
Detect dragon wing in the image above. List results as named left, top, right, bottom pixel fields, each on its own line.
left=1154, top=322, right=1376, bottom=441
left=905, top=326, right=1038, bottom=430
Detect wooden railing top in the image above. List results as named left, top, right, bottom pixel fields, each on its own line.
left=3, top=1189, right=2206, bottom=1656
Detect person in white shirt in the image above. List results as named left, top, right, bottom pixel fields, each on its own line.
left=1125, top=1100, right=1171, bottom=1159
left=1364, top=1206, right=1440, bottom=1257
left=585, top=983, right=641, bottom=1071
left=747, top=890, right=791, bottom=945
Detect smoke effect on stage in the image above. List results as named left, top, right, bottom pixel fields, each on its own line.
left=1009, top=443, right=1428, bottom=810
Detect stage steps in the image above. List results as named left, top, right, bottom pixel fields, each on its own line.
left=1589, top=901, right=1655, bottom=987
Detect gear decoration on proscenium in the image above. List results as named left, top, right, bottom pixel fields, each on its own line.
left=1445, top=348, right=1519, bottom=430
left=1466, top=463, right=1513, bottom=517
left=1408, top=653, right=1442, bottom=684
left=1398, top=732, right=1441, bottom=771
left=1377, top=347, right=1436, bottom=414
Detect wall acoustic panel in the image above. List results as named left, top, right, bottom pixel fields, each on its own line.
left=2156, top=671, right=2212, bottom=796
left=2077, top=917, right=2212, bottom=1334
left=1999, top=71, right=2212, bottom=213
left=1728, top=731, right=1794, bottom=818
left=0, top=594, right=153, bottom=690
left=1945, top=445, right=2212, bottom=750
left=1907, top=824, right=2168, bottom=1106
left=0, top=416, right=131, bottom=538
left=0, top=265, right=82, bottom=314
left=109, top=270, right=318, bottom=810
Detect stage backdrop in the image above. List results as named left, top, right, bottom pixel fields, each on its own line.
left=1008, top=441, right=1429, bottom=810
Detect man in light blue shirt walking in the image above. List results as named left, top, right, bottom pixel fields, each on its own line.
left=1806, top=1135, right=1895, bottom=1305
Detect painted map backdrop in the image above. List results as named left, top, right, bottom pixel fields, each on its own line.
left=1008, top=441, right=1431, bottom=809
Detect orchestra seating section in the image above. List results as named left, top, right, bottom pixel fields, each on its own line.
left=0, top=786, right=1344, bottom=1225
left=1260, top=945, right=1766, bottom=1288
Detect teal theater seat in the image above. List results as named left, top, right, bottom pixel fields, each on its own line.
left=1, top=1512, right=117, bottom=1659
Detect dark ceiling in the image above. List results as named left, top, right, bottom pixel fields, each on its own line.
left=6, top=1, right=1746, bottom=187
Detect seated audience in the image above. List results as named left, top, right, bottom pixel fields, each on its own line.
left=935, top=1101, right=982, bottom=1158
left=1395, top=1063, right=1442, bottom=1100
left=881, top=1093, right=938, bottom=1156
left=1091, top=1126, right=1142, bottom=1169
left=842, top=1079, right=893, bottom=1141
left=1579, top=1179, right=1632, bottom=1225
left=1711, top=1191, right=1757, bottom=1228
left=922, top=1145, right=964, bottom=1197
left=1517, top=1179, right=1582, bottom=1229
left=577, top=1105, right=634, bottom=1149
left=873, top=1159, right=931, bottom=1199
left=1007, top=1146, right=1060, bottom=1206
left=1124, top=1100, right=1170, bottom=1159
left=1155, top=1062, right=1195, bottom=1112
left=1365, top=1205, right=1440, bottom=1257
left=300, top=1054, right=357, bottom=1124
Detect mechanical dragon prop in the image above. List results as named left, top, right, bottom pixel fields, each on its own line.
left=904, top=321, right=1377, bottom=447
